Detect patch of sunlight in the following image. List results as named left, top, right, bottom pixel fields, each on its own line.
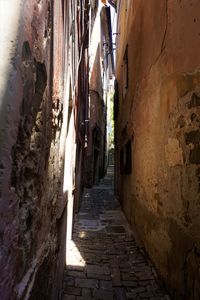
left=79, top=231, right=86, bottom=238
left=0, top=0, right=21, bottom=109
left=66, top=192, right=74, bottom=242
left=66, top=240, right=85, bottom=267
left=63, top=113, right=76, bottom=193
left=89, top=2, right=103, bottom=81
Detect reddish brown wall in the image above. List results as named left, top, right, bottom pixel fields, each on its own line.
left=116, top=1, right=200, bottom=299
left=0, top=0, right=67, bottom=299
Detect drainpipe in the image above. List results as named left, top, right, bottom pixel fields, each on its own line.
left=84, top=0, right=90, bottom=148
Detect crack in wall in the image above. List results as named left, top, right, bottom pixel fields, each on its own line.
left=148, top=0, right=168, bottom=75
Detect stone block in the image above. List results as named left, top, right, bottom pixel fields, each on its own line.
left=62, top=295, right=76, bottom=300
left=75, top=278, right=99, bottom=289
left=87, top=264, right=110, bottom=275
left=111, top=267, right=121, bottom=286
left=114, top=287, right=127, bottom=300
left=93, top=288, right=113, bottom=300
left=64, top=287, right=81, bottom=296
left=82, top=288, right=92, bottom=297
left=67, top=270, right=86, bottom=278
left=99, top=280, right=113, bottom=290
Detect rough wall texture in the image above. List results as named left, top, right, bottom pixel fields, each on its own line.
left=0, top=0, right=67, bottom=299
left=115, top=0, right=200, bottom=299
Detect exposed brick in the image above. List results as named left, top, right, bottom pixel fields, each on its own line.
left=189, top=147, right=200, bottom=164
left=185, top=130, right=200, bottom=145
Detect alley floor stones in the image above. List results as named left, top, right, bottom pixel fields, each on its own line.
left=62, top=166, right=170, bottom=300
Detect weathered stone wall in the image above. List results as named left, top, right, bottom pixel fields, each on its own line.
left=115, top=1, right=200, bottom=299
left=0, top=0, right=68, bottom=299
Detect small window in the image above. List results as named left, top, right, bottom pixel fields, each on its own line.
left=122, top=45, right=128, bottom=98
left=120, top=148, right=125, bottom=174
left=120, top=139, right=132, bottom=174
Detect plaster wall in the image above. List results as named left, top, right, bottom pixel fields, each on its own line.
left=115, top=1, right=200, bottom=299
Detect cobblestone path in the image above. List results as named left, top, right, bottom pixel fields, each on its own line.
left=62, top=167, right=170, bottom=300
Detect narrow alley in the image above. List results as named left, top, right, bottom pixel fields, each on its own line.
left=63, top=166, right=170, bottom=300
left=0, top=0, right=200, bottom=299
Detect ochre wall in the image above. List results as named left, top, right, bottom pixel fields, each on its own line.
left=116, top=1, right=200, bottom=299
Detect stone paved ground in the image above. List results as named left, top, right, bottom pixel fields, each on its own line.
left=62, top=166, right=171, bottom=300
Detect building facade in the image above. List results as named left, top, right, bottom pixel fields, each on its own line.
left=0, top=0, right=89, bottom=299
left=115, top=1, right=200, bottom=299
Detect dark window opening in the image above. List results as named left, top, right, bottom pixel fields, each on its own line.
left=122, top=45, right=128, bottom=99
left=120, top=139, right=132, bottom=174
left=67, top=81, right=72, bottom=133
left=114, top=79, right=119, bottom=120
